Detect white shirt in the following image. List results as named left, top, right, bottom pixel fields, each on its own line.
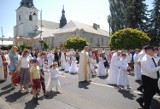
left=37, top=57, right=44, bottom=69
left=138, top=50, right=145, bottom=62
left=20, top=57, right=30, bottom=68
left=141, top=54, right=160, bottom=79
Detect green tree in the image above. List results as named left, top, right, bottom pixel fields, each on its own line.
left=108, top=0, right=149, bottom=33
left=64, top=36, right=89, bottom=50
left=108, top=0, right=127, bottom=33
left=124, top=0, right=149, bottom=31
left=109, top=28, right=151, bottom=50
left=39, top=40, right=49, bottom=50
left=149, top=0, right=160, bottom=45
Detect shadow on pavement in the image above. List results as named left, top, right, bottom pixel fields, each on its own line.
left=118, top=89, right=136, bottom=100
left=0, top=80, right=5, bottom=84
left=1, top=84, right=12, bottom=90
left=98, top=75, right=108, bottom=79
left=5, top=91, right=28, bottom=103
left=78, top=81, right=90, bottom=89
left=24, top=98, right=38, bottom=109
left=0, top=88, right=15, bottom=97
left=151, top=98, right=160, bottom=109
left=44, top=91, right=58, bottom=99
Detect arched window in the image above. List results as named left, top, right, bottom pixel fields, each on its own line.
left=29, top=15, right=32, bottom=21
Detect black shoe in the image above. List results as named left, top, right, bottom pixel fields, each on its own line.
left=137, top=87, right=143, bottom=93
left=136, top=98, right=144, bottom=108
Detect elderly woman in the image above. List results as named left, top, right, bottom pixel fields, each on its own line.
left=8, top=46, right=18, bottom=88
left=17, top=50, right=31, bottom=92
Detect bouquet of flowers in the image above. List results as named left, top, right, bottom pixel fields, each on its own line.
left=126, top=65, right=132, bottom=74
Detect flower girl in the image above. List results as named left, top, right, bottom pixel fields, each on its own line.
left=117, top=53, right=131, bottom=90
left=46, top=62, right=61, bottom=93
left=69, top=51, right=78, bottom=74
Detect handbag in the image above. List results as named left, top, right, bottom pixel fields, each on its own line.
left=11, top=73, right=20, bottom=84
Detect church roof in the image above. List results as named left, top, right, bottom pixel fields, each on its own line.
left=53, top=20, right=109, bottom=37
left=34, top=28, right=55, bottom=39
left=38, top=20, right=59, bottom=30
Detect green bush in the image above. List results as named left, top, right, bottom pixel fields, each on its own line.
left=109, top=28, right=151, bottom=50
left=19, top=44, right=32, bottom=50
left=64, top=36, right=89, bottom=50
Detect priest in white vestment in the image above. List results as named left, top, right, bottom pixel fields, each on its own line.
left=107, top=51, right=121, bottom=85
left=78, top=46, right=91, bottom=82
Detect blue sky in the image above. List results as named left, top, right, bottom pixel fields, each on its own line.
left=0, top=0, right=153, bottom=38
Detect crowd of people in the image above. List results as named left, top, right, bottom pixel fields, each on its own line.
left=0, top=45, right=160, bottom=108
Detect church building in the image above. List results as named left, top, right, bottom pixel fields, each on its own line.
left=14, top=0, right=110, bottom=49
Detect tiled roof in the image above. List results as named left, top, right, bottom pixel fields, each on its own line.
left=53, top=20, right=109, bottom=37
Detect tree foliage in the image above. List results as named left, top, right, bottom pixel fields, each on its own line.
left=64, top=36, right=89, bottom=50
left=39, top=40, right=49, bottom=50
left=109, top=28, right=151, bottom=50
left=149, top=0, right=160, bottom=45
left=108, top=0, right=148, bottom=33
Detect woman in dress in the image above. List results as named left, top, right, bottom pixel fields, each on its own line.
left=69, top=51, right=78, bottom=74
left=64, top=53, right=71, bottom=72
left=97, top=53, right=106, bottom=76
left=8, top=46, right=19, bottom=88
left=18, top=50, right=31, bottom=92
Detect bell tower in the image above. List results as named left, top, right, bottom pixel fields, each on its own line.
left=14, top=0, right=38, bottom=38
left=59, top=5, right=67, bottom=28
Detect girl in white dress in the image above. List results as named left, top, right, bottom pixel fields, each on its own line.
left=117, top=54, right=131, bottom=90
left=97, top=53, right=107, bottom=76
left=69, top=52, right=78, bottom=74
left=46, top=62, right=61, bottom=93
left=65, top=53, right=71, bottom=72
left=89, top=55, right=97, bottom=75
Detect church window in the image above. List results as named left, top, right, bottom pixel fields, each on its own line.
left=29, top=14, right=32, bottom=21
left=19, top=15, right=21, bottom=21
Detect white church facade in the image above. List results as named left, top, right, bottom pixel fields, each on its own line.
left=14, top=0, right=110, bottom=49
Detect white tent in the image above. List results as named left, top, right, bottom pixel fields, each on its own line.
left=0, top=41, right=13, bottom=46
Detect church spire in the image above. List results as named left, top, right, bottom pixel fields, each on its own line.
left=20, top=0, right=34, bottom=8
left=59, top=5, right=67, bottom=28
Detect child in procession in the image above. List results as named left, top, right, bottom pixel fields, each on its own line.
left=30, top=59, right=41, bottom=104
left=117, top=53, right=131, bottom=90
left=46, top=62, right=62, bottom=93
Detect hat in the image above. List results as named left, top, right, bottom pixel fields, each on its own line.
left=32, top=59, right=37, bottom=63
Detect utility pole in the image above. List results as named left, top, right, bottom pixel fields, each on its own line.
left=1, top=27, right=4, bottom=47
